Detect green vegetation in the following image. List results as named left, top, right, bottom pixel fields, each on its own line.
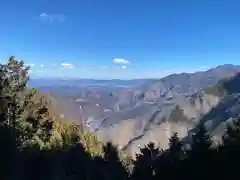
left=0, top=56, right=103, bottom=153
left=204, top=75, right=240, bottom=97
left=1, top=56, right=240, bottom=180
left=169, top=105, right=189, bottom=123
left=204, top=83, right=226, bottom=97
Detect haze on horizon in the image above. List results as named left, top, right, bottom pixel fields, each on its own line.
left=0, top=0, right=240, bottom=79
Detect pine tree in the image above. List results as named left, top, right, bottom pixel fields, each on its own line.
left=131, top=142, right=161, bottom=180
left=0, top=56, right=30, bottom=180
left=191, top=122, right=212, bottom=155
left=187, top=122, right=213, bottom=180
left=218, top=117, right=240, bottom=180
left=168, top=132, right=185, bottom=162
left=103, top=142, right=129, bottom=180
left=0, top=56, right=56, bottom=149
left=222, top=117, right=240, bottom=147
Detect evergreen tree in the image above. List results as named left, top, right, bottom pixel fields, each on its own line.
left=219, top=117, right=240, bottom=179
left=165, top=133, right=186, bottom=179
left=222, top=117, right=240, bottom=147
left=191, top=122, right=212, bottom=154
left=131, top=142, right=161, bottom=180
left=0, top=56, right=54, bottom=149
left=103, top=142, right=128, bottom=180
left=168, top=132, right=184, bottom=160
left=0, top=56, right=30, bottom=180
left=187, top=122, right=213, bottom=179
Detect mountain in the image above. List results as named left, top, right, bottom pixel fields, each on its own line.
left=28, top=78, right=152, bottom=92
left=29, top=64, right=240, bottom=156
left=95, top=64, right=240, bottom=128
left=199, top=73, right=240, bottom=133
left=94, top=64, right=240, bottom=155
left=138, top=64, right=240, bottom=101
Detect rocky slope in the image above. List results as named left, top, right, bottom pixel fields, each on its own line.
left=30, top=64, right=240, bottom=157
left=96, top=90, right=222, bottom=155
left=29, top=64, right=240, bottom=127
left=95, top=65, right=240, bottom=156
left=138, top=64, right=240, bottom=101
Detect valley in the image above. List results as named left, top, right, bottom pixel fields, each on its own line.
left=29, top=64, right=240, bottom=156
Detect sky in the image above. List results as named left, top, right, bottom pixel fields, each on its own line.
left=0, top=0, right=240, bottom=79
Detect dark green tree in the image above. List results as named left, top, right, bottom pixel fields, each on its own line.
left=222, top=117, right=240, bottom=147
left=103, top=142, right=129, bottom=180
left=190, top=122, right=212, bottom=154
left=168, top=132, right=184, bottom=158
left=0, top=56, right=55, bottom=180
left=131, top=142, right=161, bottom=180
left=0, top=56, right=30, bottom=180
left=186, top=122, right=213, bottom=179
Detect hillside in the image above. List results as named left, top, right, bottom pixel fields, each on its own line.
left=28, top=64, right=240, bottom=156
left=138, top=64, right=240, bottom=101
left=29, top=64, right=240, bottom=126
left=94, top=66, right=240, bottom=156
left=32, top=68, right=240, bottom=156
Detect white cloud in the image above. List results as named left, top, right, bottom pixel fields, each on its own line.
left=40, top=64, right=44, bottom=67
left=112, top=58, right=130, bottom=64
left=40, top=13, right=47, bottom=17
left=198, top=66, right=210, bottom=71
left=25, top=63, right=35, bottom=67
left=61, top=63, right=74, bottom=68
left=39, top=12, right=66, bottom=23
left=121, top=65, right=127, bottom=69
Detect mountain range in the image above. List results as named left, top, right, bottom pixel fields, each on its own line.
left=29, top=64, right=240, bottom=156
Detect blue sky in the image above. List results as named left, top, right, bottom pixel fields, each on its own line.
left=0, top=0, right=240, bottom=79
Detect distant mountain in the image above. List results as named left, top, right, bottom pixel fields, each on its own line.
left=138, top=64, right=240, bottom=101
left=28, top=78, right=154, bottom=121
left=28, top=64, right=240, bottom=156
left=28, top=78, right=152, bottom=90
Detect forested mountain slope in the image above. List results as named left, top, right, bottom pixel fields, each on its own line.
left=3, top=57, right=240, bottom=180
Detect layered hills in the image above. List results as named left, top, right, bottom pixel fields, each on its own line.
left=29, top=64, right=240, bottom=156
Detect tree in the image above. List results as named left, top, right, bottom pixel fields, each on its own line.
left=0, top=57, right=57, bottom=179
left=168, top=132, right=185, bottom=162
left=220, top=117, right=240, bottom=178
left=131, top=142, right=161, bottom=180
left=0, top=56, right=30, bottom=180
left=190, top=122, right=212, bottom=154
left=103, top=142, right=128, bottom=180
left=222, top=117, right=240, bottom=147
left=187, top=122, right=213, bottom=179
